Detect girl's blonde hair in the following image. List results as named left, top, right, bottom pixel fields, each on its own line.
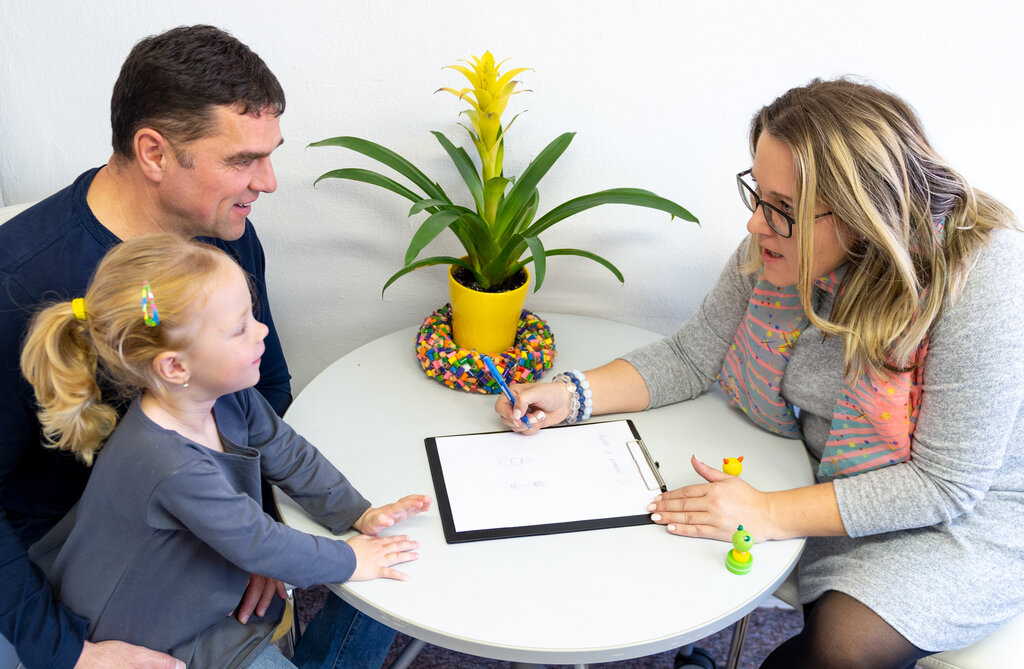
left=20, top=233, right=226, bottom=464
left=747, top=77, right=1017, bottom=379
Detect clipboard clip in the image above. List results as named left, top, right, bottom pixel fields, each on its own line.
left=626, top=439, right=667, bottom=493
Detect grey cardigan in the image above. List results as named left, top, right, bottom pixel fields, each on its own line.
left=623, top=231, right=1024, bottom=651
left=31, top=387, right=370, bottom=668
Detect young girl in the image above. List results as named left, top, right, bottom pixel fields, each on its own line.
left=21, top=233, right=431, bottom=669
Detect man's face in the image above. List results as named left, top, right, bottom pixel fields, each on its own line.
left=160, top=105, right=282, bottom=240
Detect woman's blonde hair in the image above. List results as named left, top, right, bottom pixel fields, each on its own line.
left=747, top=77, right=1017, bottom=379
left=20, top=233, right=227, bottom=464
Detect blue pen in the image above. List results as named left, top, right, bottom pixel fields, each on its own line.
left=482, top=354, right=532, bottom=428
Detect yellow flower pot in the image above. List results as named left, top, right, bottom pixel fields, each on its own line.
left=448, top=265, right=529, bottom=355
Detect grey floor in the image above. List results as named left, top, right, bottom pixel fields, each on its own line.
left=295, top=585, right=804, bottom=668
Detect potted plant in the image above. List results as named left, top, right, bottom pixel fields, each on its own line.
left=311, top=51, right=697, bottom=353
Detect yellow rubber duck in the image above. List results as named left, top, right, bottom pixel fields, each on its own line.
left=723, top=456, right=744, bottom=476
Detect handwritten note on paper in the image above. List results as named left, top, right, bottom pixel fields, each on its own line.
left=432, top=420, right=659, bottom=533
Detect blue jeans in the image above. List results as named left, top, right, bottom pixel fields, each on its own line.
left=291, top=594, right=396, bottom=669
left=250, top=645, right=298, bottom=669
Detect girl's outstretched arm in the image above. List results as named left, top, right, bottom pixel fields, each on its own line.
left=353, top=494, right=433, bottom=536
left=346, top=534, right=420, bottom=581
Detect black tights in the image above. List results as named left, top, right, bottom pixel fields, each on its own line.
left=760, top=591, right=929, bottom=669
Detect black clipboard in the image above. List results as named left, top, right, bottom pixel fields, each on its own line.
left=425, top=419, right=665, bottom=544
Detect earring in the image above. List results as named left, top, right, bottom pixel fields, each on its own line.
left=182, top=381, right=190, bottom=389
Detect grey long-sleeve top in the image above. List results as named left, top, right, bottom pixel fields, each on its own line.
left=30, top=387, right=370, bottom=664
left=622, top=231, right=1024, bottom=650
left=624, top=232, right=1024, bottom=538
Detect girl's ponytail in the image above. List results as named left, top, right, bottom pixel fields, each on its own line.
left=20, top=301, right=117, bottom=465
left=20, top=233, right=226, bottom=465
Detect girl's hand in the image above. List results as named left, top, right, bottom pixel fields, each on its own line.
left=647, top=455, right=774, bottom=542
left=346, top=534, right=419, bottom=581
left=494, top=381, right=572, bottom=434
left=354, top=494, right=432, bottom=536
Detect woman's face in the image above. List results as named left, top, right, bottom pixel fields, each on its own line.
left=746, top=132, right=850, bottom=287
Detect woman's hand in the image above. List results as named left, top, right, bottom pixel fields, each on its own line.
left=494, top=381, right=571, bottom=433
left=647, top=455, right=775, bottom=542
left=346, top=534, right=420, bottom=581
left=354, top=494, right=432, bottom=536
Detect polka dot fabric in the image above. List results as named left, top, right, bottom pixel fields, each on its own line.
left=718, top=268, right=926, bottom=479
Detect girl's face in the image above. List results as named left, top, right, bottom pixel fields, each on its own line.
left=183, top=257, right=268, bottom=398
left=746, top=132, right=850, bottom=286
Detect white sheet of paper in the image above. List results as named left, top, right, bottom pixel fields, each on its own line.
left=433, top=420, right=659, bottom=532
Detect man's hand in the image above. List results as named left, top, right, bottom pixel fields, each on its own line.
left=236, top=573, right=287, bottom=624
left=75, top=640, right=184, bottom=669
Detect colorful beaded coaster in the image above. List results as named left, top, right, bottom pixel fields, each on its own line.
left=414, top=304, right=557, bottom=394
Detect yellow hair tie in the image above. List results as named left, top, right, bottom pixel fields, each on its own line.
left=71, top=298, right=87, bottom=321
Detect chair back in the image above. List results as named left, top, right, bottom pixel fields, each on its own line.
left=0, top=201, right=37, bottom=225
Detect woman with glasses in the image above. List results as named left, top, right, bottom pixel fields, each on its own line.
left=495, top=77, right=1023, bottom=668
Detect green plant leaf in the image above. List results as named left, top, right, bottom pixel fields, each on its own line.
left=381, top=255, right=475, bottom=295
left=314, top=168, right=426, bottom=205
left=523, top=236, right=546, bottom=291
left=482, top=176, right=509, bottom=224
left=494, top=132, right=575, bottom=237
left=483, top=233, right=526, bottom=284
left=456, top=122, right=481, bottom=145
left=405, top=210, right=463, bottom=265
left=492, top=112, right=524, bottom=146
left=500, top=188, right=539, bottom=245
left=404, top=208, right=492, bottom=265
left=526, top=188, right=698, bottom=238
left=309, top=136, right=449, bottom=203
left=431, top=131, right=484, bottom=213
left=538, top=248, right=625, bottom=283
left=409, top=198, right=450, bottom=216
left=453, top=211, right=498, bottom=261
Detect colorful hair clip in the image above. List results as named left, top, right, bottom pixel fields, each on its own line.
left=141, top=281, right=159, bottom=327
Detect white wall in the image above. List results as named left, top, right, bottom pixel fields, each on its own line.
left=1, top=1, right=1022, bottom=394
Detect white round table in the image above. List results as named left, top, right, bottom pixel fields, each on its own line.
left=276, top=313, right=813, bottom=665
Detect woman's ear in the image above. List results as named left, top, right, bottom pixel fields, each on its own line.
left=152, top=350, right=190, bottom=387
left=836, top=217, right=867, bottom=257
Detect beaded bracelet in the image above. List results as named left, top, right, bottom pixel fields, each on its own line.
left=552, top=373, right=579, bottom=423
left=553, top=369, right=593, bottom=424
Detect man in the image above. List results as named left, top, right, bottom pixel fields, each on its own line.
left=0, top=25, right=394, bottom=669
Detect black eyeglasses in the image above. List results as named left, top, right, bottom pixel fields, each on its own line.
left=736, top=169, right=832, bottom=238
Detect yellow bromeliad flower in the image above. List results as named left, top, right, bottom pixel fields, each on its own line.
left=438, top=52, right=529, bottom=185
left=311, top=50, right=697, bottom=294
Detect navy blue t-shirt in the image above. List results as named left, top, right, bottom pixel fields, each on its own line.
left=0, top=167, right=292, bottom=668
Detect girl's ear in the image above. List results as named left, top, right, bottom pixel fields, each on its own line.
left=152, top=350, right=190, bottom=386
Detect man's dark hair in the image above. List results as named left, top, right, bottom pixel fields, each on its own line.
left=110, top=25, right=285, bottom=162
